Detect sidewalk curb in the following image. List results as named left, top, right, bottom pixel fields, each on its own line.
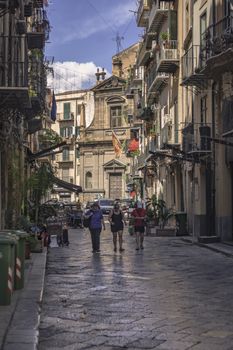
left=1, top=248, right=47, bottom=350
left=181, top=237, right=233, bottom=258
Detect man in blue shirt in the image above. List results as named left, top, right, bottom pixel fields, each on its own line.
left=85, top=202, right=105, bottom=253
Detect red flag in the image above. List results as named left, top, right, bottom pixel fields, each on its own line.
left=112, top=131, right=122, bottom=158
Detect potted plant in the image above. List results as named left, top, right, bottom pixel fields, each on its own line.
left=156, top=205, right=176, bottom=237
left=145, top=195, right=162, bottom=235
left=160, top=32, right=169, bottom=48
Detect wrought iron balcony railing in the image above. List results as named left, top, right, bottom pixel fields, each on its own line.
left=148, top=1, right=174, bottom=32
left=0, top=35, right=28, bottom=88
left=181, top=45, right=208, bottom=88
left=137, top=40, right=151, bottom=66
left=137, top=0, right=150, bottom=27
left=201, top=12, right=233, bottom=60
left=147, top=66, right=169, bottom=93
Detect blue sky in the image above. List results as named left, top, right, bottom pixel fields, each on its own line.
left=46, top=0, right=141, bottom=92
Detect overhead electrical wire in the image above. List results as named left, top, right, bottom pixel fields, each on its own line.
left=86, top=0, right=118, bottom=35
left=51, top=62, right=97, bottom=79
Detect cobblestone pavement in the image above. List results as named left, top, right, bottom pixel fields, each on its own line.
left=38, top=226, right=233, bottom=350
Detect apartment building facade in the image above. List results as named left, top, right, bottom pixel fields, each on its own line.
left=0, top=0, right=52, bottom=228
left=132, top=0, right=233, bottom=240
left=51, top=90, right=88, bottom=203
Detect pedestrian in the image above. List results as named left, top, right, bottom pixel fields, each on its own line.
left=109, top=202, right=127, bottom=252
left=131, top=202, right=146, bottom=250
left=62, top=223, right=69, bottom=246
left=84, top=202, right=105, bottom=253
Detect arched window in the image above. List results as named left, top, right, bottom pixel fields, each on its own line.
left=85, top=172, right=92, bottom=189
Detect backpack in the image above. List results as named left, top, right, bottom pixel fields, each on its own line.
left=83, top=216, right=91, bottom=228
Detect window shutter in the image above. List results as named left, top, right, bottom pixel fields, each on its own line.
left=64, top=103, right=70, bottom=119
left=169, top=10, right=177, bottom=40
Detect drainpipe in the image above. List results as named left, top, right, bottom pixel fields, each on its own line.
left=212, top=82, right=216, bottom=236
left=212, top=0, right=216, bottom=34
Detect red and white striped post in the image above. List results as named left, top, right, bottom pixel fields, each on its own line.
left=8, top=266, right=13, bottom=294
left=16, top=257, right=22, bottom=281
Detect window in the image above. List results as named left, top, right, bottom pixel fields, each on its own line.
left=77, top=104, right=82, bottom=115
left=110, top=106, right=122, bottom=127
left=62, top=169, right=69, bottom=182
left=60, top=127, right=73, bottom=137
left=62, top=148, right=70, bottom=161
left=200, top=12, right=207, bottom=48
left=63, top=103, right=71, bottom=120
left=85, top=172, right=92, bottom=189
left=200, top=96, right=207, bottom=125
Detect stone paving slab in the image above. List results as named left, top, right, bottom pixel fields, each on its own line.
left=38, top=228, right=233, bottom=349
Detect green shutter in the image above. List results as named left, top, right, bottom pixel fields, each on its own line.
left=169, top=10, right=177, bottom=41
left=60, top=127, right=64, bottom=137
left=64, top=103, right=70, bottom=119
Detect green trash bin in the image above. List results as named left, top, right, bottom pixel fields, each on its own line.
left=13, top=231, right=28, bottom=289
left=1, top=230, right=28, bottom=290
left=0, top=232, right=18, bottom=291
left=0, top=236, right=16, bottom=305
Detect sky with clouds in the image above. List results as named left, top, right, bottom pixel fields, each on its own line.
left=46, top=0, right=141, bottom=92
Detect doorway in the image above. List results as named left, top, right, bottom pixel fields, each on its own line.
left=109, top=173, right=122, bottom=199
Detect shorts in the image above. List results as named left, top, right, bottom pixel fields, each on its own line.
left=134, top=226, right=145, bottom=233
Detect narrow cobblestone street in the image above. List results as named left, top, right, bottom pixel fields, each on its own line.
left=39, top=226, right=233, bottom=350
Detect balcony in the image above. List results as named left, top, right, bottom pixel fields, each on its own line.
left=27, top=9, right=50, bottom=49
left=201, top=12, right=233, bottom=78
left=156, top=40, right=179, bottom=73
left=34, top=0, right=44, bottom=8
left=0, top=36, right=29, bottom=108
left=181, top=45, right=208, bottom=88
left=137, top=106, right=154, bottom=121
left=57, top=112, right=74, bottom=122
left=182, top=123, right=194, bottom=153
left=148, top=1, right=174, bottom=33
left=28, top=60, right=47, bottom=113
left=161, top=121, right=173, bottom=147
left=57, top=155, right=74, bottom=166
left=137, top=0, right=150, bottom=27
left=147, top=70, right=169, bottom=95
left=137, top=41, right=151, bottom=67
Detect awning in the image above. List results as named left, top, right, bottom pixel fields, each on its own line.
left=28, top=141, right=67, bottom=161
left=52, top=176, right=82, bottom=193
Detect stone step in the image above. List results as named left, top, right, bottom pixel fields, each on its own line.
left=198, top=236, right=221, bottom=244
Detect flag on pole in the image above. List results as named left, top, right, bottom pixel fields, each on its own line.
left=112, top=131, right=122, bottom=158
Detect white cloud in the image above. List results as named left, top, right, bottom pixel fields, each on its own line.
left=47, top=61, right=110, bottom=93
left=60, top=0, right=137, bottom=43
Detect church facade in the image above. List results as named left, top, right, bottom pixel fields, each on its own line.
left=78, top=75, right=132, bottom=203
left=78, top=42, right=140, bottom=203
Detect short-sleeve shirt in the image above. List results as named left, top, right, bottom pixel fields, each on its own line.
left=87, top=209, right=103, bottom=229
left=131, top=208, right=146, bottom=227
